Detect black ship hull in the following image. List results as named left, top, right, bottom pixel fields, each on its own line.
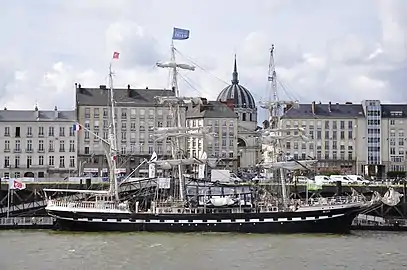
left=47, top=205, right=365, bottom=234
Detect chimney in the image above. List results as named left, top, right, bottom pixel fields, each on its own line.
left=311, top=101, right=316, bottom=115
left=328, top=101, right=332, bottom=113
left=127, top=87, right=132, bottom=97
left=77, top=83, right=83, bottom=93
left=171, top=86, right=175, bottom=93
left=145, top=86, right=149, bottom=89
left=34, top=105, right=39, bottom=119
left=220, top=98, right=235, bottom=110
left=99, top=85, right=106, bottom=89
left=199, top=103, right=206, bottom=112
left=54, top=106, right=58, bottom=118
left=3, top=107, right=6, bottom=110
left=263, top=120, right=270, bottom=129
left=127, top=84, right=130, bottom=90
left=284, top=103, right=293, bottom=113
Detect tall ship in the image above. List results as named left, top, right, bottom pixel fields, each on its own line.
left=44, top=31, right=380, bottom=233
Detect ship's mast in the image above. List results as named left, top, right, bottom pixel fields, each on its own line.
left=262, top=45, right=289, bottom=209
left=108, top=63, right=119, bottom=201
left=170, top=41, right=178, bottom=96
left=268, top=45, right=278, bottom=128
left=156, top=39, right=195, bottom=202
left=156, top=42, right=195, bottom=97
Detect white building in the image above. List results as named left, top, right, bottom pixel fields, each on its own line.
left=0, top=106, right=77, bottom=179
left=186, top=99, right=238, bottom=169
left=75, top=83, right=184, bottom=177
left=284, top=100, right=407, bottom=179
left=216, top=56, right=260, bottom=169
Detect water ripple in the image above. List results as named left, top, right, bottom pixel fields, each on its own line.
left=0, top=230, right=406, bottom=270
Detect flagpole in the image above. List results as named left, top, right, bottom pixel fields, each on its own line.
left=6, top=180, right=11, bottom=218
left=170, top=39, right=178, bottom=97
left=306, top=181, right=308, bottom=205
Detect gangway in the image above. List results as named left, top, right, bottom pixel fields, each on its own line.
left=0, top=193, right=87, bottom=216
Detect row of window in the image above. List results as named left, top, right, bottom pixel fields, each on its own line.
left=390, top=119, right=404, bottom=125
left=366, top=112, right=381, bottom=117
left=286, top=142, right=353, bottom=151
left=307, top=130, right=353, bottom=140
left=390, top=155, right=405, bottom=163
left=3, top=126, right=75, bottom=138
left=4, top=155, right=75, bottom=168
left=390, top=165, right=405, bottom=171
left=289, top=151, right=354, bottom=160
left=84, top=131, right=162, bottom=142
left=84, top=107, right=165, bottom=119
left=367, top=128, right=380, bottom=134
left=4, top=172, right=47, bottom=178
left=84, top=118, right=170, bottom=131
left=190, top=139, right=235, bottom=148
left=188, top=119, right=235, bottom=128
left=389, top=130, right=405, bottom=137
left=367, top=120, right=381, bottom=125
left=390, top=148, right=405, bottom=155
left=389, top=139, right=405, bottom=147
left=4, top=140, right=75, bottom=153
left=83, top=145, right=159, bottom=155
left=285, top=120, right=354, bottom=130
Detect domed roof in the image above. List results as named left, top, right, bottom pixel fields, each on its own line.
left=216, top=55, right=256, bottom=109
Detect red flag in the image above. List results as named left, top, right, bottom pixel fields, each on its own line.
left=9, top=179, right=26, bottom=190
left=112, top=52, right=120, bottom=59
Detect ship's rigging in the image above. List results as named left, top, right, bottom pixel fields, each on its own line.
left=42, top=35, right=380, bottom=234
left=258, top=45, right=318, bottom=210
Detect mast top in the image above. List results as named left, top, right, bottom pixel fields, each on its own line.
left=231, top=54, right=239, bottom=85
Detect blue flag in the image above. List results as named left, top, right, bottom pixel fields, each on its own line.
left=172, top=27, right=190, bottom=40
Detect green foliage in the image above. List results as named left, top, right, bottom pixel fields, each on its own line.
left=387, top=171, right=406, bottom=178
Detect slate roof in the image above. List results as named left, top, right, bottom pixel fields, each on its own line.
left=76, top=84, right=175, bottom=107
left=216, top=56, right=256, bottom=109
left=284, top=103, right=365, bottom=119
left=0, top=108, right=75, bottom=122
left=381, top=104, right=407, bottom=118
left=186, top=100, right=238, bottom=119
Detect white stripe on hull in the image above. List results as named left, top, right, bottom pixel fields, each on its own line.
left=53, top=214, right=345, bottom=224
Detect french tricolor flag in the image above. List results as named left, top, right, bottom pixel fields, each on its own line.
left=72, top=123, right=81, bottom=132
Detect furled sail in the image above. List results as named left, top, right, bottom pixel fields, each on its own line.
left=381, top=187, right=403, bottom=206
left=208, top=197, right=237, bottom=207
left=261, top=160, right=318, bottom=170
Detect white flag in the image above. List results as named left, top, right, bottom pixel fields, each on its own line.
left=149, top=151, right=158, bottom=163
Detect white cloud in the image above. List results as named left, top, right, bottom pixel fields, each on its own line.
left=0, top=0, right=406, bottom=111
left=377, top=0, right=407, bottom=62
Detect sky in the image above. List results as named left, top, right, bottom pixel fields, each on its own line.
left=0, top=0, right=406, bottom=113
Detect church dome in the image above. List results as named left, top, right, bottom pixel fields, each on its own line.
left=216, top=56, right=256, bottom=109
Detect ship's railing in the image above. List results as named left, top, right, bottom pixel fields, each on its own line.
left=47, top=199, right=129, bottom=212
left=294, top=195, right=365, bottom=207
left=0, top=216, right=54, bottom=226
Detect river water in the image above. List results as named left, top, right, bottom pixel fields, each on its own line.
left=0, top=230, right=406, bottom=270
